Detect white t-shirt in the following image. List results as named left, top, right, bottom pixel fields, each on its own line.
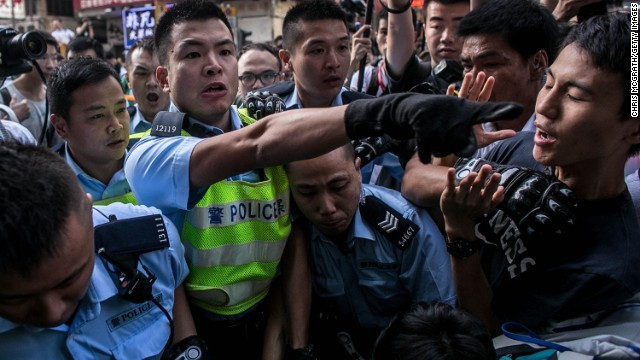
left=52, top=28, right=75, bottom=45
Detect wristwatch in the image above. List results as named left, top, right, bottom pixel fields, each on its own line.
left=445, top=236, right=481, bottom=259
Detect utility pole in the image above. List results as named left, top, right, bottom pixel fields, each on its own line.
left=11, top=0, right=16, bottom=29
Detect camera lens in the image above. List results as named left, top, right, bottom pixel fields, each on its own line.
left=6, top=31, right=46, bottom=60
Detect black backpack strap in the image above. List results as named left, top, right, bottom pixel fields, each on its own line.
left=0, top=87, right=11, bottom=105
left=358, top=195, right=420, bottom=250
left=149, top=111, right=188, bottom=137
left=365, top=67, right=379, bottom=96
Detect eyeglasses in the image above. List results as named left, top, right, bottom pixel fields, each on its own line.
left=238, top=70, right=279, bottom=87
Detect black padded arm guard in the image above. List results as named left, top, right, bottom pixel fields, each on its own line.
left=454, top=157, right=578, bottom=239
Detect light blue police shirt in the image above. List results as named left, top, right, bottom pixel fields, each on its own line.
left=309, top=184, right=456, bottom=330
left=282, top=84, right=347, bottom=109
left=63, top=143, right=131, bottom=201
left=0, top=203, right=189, bottom=359
left=130, top=104, right=153, bottom=134
left=124, top=104, right=260, bottom=228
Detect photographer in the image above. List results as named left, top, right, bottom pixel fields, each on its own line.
left=0, top=30, right=62, bottom=147
left=76, top=17, right=94, bottom=39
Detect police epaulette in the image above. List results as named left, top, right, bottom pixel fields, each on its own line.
left=358, top=196, right=420, bottom=250
left=150, top=111, right=188, bottom=137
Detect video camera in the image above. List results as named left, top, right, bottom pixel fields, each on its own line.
left=0, top=27, right=47, bottom=78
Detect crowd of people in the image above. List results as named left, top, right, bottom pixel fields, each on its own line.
left=0, top=0, right=638, bottom=359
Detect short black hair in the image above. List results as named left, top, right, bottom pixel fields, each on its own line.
left=375, top=9, right=389, bottom=33
left=47, top=57, right=120, bottom=120
left=155, top=0, right=233, bottom=65
left=562, top=13, right=635, bottom=154
left=282, top=0, right=349, bottom=51
left=126, top=36, right=156, bottom=68
left=67, top=36, right=104, bottom=59
left=373, top=302, right=496, bottom=360
left=33, top=30, right=59, bottom=50
left=0, top=143, right=85, bottom=277
left=457, top=0, right=559, bottom=63
left=423, top=0, right=469, bottom=11
left=238, top=42, right=282, bottom=72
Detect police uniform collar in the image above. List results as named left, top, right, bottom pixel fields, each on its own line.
left=166, top=103, right=244, bottom=136
left=310, top=208, right=377, bottom=248
left=0, top=318, right=70, bottom=334
left=63, top=143, right=128, bottom=185
left=284, top=85, right=347, bottom=109
left=130, top=104, right=153, bottom=133
left=88, top=255, right=121, bottom=303
left=0, top=317, right=18, bottom=334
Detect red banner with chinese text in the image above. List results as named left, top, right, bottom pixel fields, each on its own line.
left=73, top=0, right=149, bottom=11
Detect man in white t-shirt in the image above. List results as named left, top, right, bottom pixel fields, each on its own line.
left=51, top=19, right=75, bottom=56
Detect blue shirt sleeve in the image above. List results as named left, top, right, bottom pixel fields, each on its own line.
left=125, top=135, right=204, bottom=217
left=398, top=205, right=457, bottom=306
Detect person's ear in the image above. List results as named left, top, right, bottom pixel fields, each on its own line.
left=50, top=114, right=69, bottom=139
left=279, top=49, right=292, bottom=72
left=85, top=193, right=93, bottom=207
left=156, top=66, right=170, bottom=93
left=624, top=118, right=640, bottom=148
left=529, top=50, right=548, bottom=82
left=355, top=156, right=363, bottom=183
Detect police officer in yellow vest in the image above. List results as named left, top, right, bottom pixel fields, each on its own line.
left=124, top=1, right=522, bottom=357
left=50, top=57, right=136, bottom=206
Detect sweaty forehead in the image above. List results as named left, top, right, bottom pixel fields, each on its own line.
left=238, top=50, right=280, bottom=71
left=170, top=19, right=233, bottom=47
left=290, top=19, right=349, bottom=49
left=461, top=34, right=512, bottom=58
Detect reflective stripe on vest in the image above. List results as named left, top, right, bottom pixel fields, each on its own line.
left=93, top=192, right=137, bottom=205
left=182, top=110, right=291, bottom=316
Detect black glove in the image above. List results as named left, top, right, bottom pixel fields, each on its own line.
left=352, top=135, right=405, bottom=166
left=344, top=93, right=523, bottom=162
left=454, top=158, right=578, bottom=239
left=244, top=90, right=286, bottom=120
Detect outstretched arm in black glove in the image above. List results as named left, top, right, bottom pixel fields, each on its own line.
left=344, top=93, right=523, bottom=162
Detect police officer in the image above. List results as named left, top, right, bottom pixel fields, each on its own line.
left=124, top=36, right=171, bottom=135
left=0, top=143, right=204, bottom=359
left=285, top=145, right=456, bottom=359
left=259, top=0, right=409, bottom=191
left=49, top=57, right=135, bottom=205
